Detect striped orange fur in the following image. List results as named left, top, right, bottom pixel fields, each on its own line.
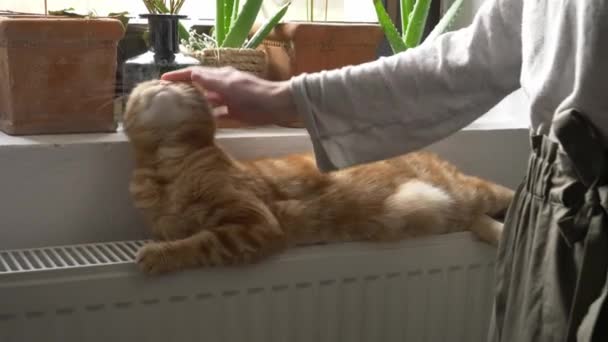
left=124, top=80, right=514, bottom=275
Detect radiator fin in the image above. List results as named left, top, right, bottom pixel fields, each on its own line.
left=0, top=241, right=147, bottom=274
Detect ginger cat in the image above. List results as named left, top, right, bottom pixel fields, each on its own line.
left=124, top=80, right=514, bottom=275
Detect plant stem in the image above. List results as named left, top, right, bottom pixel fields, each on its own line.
left=310, top=0, right=314, bottom=22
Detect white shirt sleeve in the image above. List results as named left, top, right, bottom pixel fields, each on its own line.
left=290, top=0, right=523, bottom=172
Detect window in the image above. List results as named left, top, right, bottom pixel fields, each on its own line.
left=3, top=0, right=378, bottom=22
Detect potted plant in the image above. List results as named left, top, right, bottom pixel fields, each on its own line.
left=122, top=0, right=201, bottom=97
left=43, top=8, right=138, bottom=123
left=373, top=0, right=464, bottom=53
left=182, top=0, right=292, bottom=79
left=254, top=0, right=384, bottom=82
left=259, top=0, right=463, bottom=128
left=0, top=7, right=125, bottom=135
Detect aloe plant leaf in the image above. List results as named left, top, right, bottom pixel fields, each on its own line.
left=231, top=0, right=240, bottom=25
left=400, top=0, right=414, bottom=35
left=216, top=0, right=226, bottom=45
left=425, top=0, right=464, bottom=42
left=224, top=0, right=235, bottom=34
left=373, top=0, right=408, bottom=54
left=244, top=1, right=290, bottom=49
left=221, top=0, right=263, bottom=48
left=404, top=0, right=432, bottom=47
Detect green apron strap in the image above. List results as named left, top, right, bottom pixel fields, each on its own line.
left=553, top=109, right=608, bottom=342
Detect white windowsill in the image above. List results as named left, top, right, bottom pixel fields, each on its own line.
left=0, top=118, right=529, bottom=148
left=0, top=86, right=532, bottom=147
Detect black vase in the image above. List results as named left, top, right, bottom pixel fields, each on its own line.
left=122, top=14, right=200, bottom=97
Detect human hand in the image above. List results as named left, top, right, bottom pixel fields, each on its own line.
left=161, top=66, right=298, bottom=126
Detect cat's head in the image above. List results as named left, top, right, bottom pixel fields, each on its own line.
left=124, top=79, right=216, bottom=149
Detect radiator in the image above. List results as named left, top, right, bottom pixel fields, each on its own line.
left=0, top=232, right=496, bottom=342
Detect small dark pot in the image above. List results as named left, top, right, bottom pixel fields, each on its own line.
left=122, top=14, right=199, bottom=97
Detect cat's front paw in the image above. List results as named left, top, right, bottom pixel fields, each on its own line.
left=136, top=243, right=176, bottom=275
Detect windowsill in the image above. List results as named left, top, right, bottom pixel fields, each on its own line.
left=0, top=118, right=528, bottom=148
left=0, top=125, right=306, bottom=147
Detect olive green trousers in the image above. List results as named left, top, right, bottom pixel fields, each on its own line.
left=489, top=110, right=608, bottom=341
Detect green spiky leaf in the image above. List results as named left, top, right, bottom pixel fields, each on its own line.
left=231, top=0, right=240, bottom=23
left=224, top=0, right=235, bottom=36
left=216, top=0, right=226, bottom=45
left=400, top=0, right=414, bottom=36
left=221, top=0, right=263, bottom=48
left=425, top=0, right=464, bottom=42
left=245, top=1, right=290, bottom=49
left=373, top=0, right=408, bottom=54
left=404, top=0, right=432, bottom=48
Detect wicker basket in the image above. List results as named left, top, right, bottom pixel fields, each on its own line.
left=188, top=48, right=267, bottom=78
left=186, top=48, right=268, bottom=128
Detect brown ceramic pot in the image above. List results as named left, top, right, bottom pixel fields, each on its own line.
left=254, top=21, right=384, bottom=127
left=0, top=16, right=125, bottom=135
left=259, top=22, right=383, bottom=80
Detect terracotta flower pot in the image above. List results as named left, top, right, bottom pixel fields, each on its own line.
left=257, top=22, right=383, bottom=80
left=254, top=21, right=384, bottom=127
left=0, top=16, right=125, bottom=135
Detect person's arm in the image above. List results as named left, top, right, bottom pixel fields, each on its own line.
left=291, top=0, right=523, bottom=171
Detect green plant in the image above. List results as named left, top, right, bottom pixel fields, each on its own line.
left=142, top=0, right=187, bottom=14
left=185, top=0, right=291, bottom=51
left=373, top=0, right=464, bottom=54
left=142, top=0, right=190, bottom=40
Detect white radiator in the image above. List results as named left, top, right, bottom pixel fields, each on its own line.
left=0, top=232, right=496, bottom=342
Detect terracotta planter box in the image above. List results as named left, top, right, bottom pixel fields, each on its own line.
left=0, top=16, right=124, bottom=135
left=257, top=22, right=383, bottom=81
left=253, top=22, right=383, bottom=127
